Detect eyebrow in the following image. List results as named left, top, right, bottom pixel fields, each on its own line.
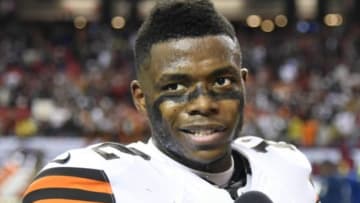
left=156, top=74, right=191, bottom=85
left=156, top=66, right=240, bottom=86
left=209, top=66, right=240, bottom=78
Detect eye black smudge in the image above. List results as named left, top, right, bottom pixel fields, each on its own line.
left=145, top=86, right=245, bottom=166
left=155, top=85, right=244, bottom=106
left=148, top=86, right=244, bottom=138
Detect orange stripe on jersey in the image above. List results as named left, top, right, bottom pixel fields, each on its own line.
left=35, top=199, right=102, bottom=203
left=24, top=175, right=113, bottom=197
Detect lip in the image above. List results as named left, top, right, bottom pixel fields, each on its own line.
left=178, top=123, right=227, bottom=146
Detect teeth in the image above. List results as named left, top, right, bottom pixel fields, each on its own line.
left=181, top=127, right=223, bottom=136
left=191, top=130, right=216, bottom=136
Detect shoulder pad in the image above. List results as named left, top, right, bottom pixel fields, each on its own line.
left=24, top=142, right=152, bottom=203
left=232, top=136, right=317, bottom=203
left=233, top=136, right=311, bottom=171
left=43, top=142, right=150, bottom=171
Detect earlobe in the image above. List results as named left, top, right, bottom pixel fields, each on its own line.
left=130, top=80, right=147, bottom=115
left=240, top=68, right=248, bottom=82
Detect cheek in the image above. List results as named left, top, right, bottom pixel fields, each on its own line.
left=219, top=100, right=241, bottom=121
left=159, top=101, right=184, bottom=125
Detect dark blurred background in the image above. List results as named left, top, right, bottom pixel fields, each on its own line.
left=0, top=0, right=359, bottom=202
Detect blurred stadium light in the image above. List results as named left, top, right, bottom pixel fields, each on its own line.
left=0, top=0, right=353, bottom=32
left=0, top=0, right=354, bottom=27
left=16, top=0, right=101, bottom=21
left=137, top=0, right=285, bottom=21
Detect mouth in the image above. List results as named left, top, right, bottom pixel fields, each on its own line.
left=178, top=124, right=227, bottom=145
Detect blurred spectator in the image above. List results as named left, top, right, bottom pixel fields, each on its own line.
left=315, top=160, right=360, bottom=203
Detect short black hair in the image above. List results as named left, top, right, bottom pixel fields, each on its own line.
left=134, top=0, right=236, bottom=73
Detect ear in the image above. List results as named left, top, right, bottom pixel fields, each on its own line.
left=240, top=68, right=248, bottom=82
left=130, top=80, right=147, bottom=115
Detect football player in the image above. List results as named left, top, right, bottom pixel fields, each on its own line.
left=23, top=0, right=318, bottom=202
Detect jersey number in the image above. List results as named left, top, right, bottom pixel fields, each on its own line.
left=252, top=140, right=295, bottom=153
left=93, top=143, right=151, bottom=160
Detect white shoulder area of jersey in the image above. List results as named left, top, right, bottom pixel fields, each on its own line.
left=232, top=136, right=312, bottom=172
left=232, top=136, right=317, bottom=203
left=42, top=141, right=150, bottom=171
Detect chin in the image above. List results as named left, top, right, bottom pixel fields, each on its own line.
left=190, top=148, right=228, bottom=163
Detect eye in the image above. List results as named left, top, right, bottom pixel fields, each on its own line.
left=162, top=83, right=186, bottom=92
left=214, top=77, right=232, bottom=87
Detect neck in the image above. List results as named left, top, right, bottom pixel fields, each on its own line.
left=190, top=156, right=234, bottom=187
left=153, top=139, right=233, bottom=173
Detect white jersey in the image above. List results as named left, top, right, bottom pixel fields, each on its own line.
left=23, top=136, right=318, bottom=203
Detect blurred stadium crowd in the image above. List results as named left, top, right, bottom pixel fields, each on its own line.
left=0, top=0, right=359, bottom=202
left=0, top=22, right=149, bottom=143
left=0, top=21, right=358, bottom=146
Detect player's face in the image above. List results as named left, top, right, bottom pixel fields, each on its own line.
left=132, top=35, right=247, bottom=171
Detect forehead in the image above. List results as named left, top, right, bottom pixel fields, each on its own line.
left=146, top=35, right=240, bottom=76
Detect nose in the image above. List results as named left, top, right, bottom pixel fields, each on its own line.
left=186, top=94, right=219, bottom=116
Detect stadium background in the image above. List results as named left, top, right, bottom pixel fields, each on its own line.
left=0, top=0, right=358, bottom=202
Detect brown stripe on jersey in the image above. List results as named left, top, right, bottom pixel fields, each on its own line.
left=23, top=175, right=113, bottom=197
left=34, top=167, right=110, bottom=182
left=35, top=199, right=103, bottom=203
left=23, top=188, right=115, bottom=203
left=23, top=167, right=115, bottom=203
